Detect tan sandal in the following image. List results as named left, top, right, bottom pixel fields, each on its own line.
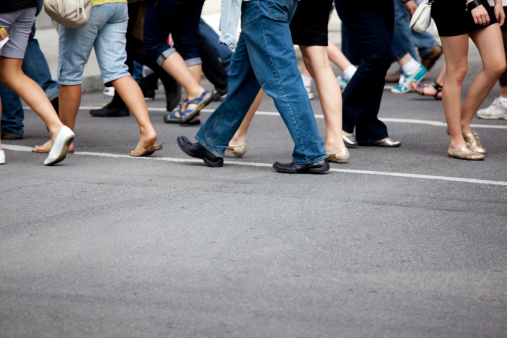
left=32, top=140, right=74, bottom=154
left=130, top=143, right=163, bottom=157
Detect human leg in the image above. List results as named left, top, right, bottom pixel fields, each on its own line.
left=335, top=0, right=393, bottom=143
left=300, top=45, right=346, bottom=155
left=0, top=84, right=24, bottom=138
left=462, top=24, right=506, bottom=131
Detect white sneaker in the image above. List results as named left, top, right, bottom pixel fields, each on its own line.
left=0, top=150, right=5, bottom=164
left=477, top=98, right=507, bottom=120
left=103, top=86, right=115, bottom=97
left=305, top=85, right=315, bottom=100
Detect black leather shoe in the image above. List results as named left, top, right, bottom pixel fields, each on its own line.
left=360, top=138, right=401, bottom=147
left=177, top=136, right=224, bottom=167
left=273, top=159, right=330, bottom=174
left=90, top=105, right=129, bottom=117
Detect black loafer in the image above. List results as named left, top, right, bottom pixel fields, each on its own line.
left=177, top=136, right=224, bottom=167
left=273, top=159, right=330, bottom=174
left=360, top=138, right=401, bottom=147
left=90, top=105, right=129, bottom=117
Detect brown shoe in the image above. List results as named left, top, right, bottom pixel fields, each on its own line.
left=421, top=45, right=443, bottom=72
left=385, top=70, right=401, bottom=83
left=1, top=134, right=22, bottom=140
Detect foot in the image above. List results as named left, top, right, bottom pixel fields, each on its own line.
left=130, top=130, right=159, bottom=156
left=1, top=134, right=22, bottom=140
left=410, top=81, right=442, bottom=100
left=32, top=140, right=75, bottom=154
left=90, top=105, right=129, bottom=117
left=225, top=144, right=247, bottom=157
left=391, top=65, right=427, bottom=94
left=177, top=136, right=224, bottom=167
left=447, top=144, right=485, bottom=161
left=326, top=148, right=350, bottom=164
left=44, top=126, right=75, bottom=166
left=360, top=138, right=401, bottom=147
left=477, top=98, right=507, bottom=120
left=273, top=160, right=330, bottom=174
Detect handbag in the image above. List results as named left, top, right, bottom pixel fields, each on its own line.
left=44, top=0, right=92, bottom=29
left=409, top=0, right=434, bottom=33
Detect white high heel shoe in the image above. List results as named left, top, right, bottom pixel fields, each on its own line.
left=44, top=126, right=75, bottom=166
left=0, top=150, right=5, bottom=165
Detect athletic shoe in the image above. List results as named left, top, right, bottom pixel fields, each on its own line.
left=305, top=85, right=315, bottom=100
left=391, top=65, right=427, bottom=94
left=337, top=76, right=348, bottom=91
left=103, top=86, right=115, bottom=97
left=477, top=98, right=507, bottom=120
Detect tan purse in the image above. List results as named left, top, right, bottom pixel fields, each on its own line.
left=44, top=0, right=92, bottom=29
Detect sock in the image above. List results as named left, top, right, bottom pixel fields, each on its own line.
left=343, top=65, right=357, bottom=81
left=301, top=75, right=313, bottom=87
left=401, top=59, right=421, bottom=75
left=498, top=95, right=507, bottom=109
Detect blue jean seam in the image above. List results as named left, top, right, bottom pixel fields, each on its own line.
left=258, top=2, right=309, bottom=163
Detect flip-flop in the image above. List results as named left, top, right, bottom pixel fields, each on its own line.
left=130, top=143, right=163, bottom=157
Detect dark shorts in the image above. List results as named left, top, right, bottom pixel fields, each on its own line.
left=290, top=0, right=333, bottom=46
left=431, top=0, right=498, bottom=37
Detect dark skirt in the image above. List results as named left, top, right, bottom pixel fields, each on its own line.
left=290, top=0, right=333, bottom=46
left=431, top=0, right=498, bottom=37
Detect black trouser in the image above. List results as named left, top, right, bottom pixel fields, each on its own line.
left=107, top=2, right=181, bottom=111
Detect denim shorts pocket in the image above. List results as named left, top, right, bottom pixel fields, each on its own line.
left=266, top=0, right=294, bottom=22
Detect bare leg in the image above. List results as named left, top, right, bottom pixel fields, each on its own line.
left=161, top=52, right=207, bottom=114
left=112, top=76, right=158, bottom=154
left=0, top=58, right=63, bottom=140
left=300, top=45, right=346, bottom=153
left=462, top=24, right=506, bottom=133
left=440, top=34, right=469, bottom=149
left=229, top=90, right=264, bottom=146
left=327, top=40, right=354, bottom=71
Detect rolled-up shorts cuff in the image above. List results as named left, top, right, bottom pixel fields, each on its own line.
left=157, top=47, right=177, bottom=67
left=185, top=57, right=202, bottom=67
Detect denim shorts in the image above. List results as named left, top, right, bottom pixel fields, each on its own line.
left=57, top=3, right=130, bottom=85
left=0, top=7, right=36, bottom=59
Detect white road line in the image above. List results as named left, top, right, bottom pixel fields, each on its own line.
left=26, top=106, right=507, bottom=130
left=3, top=144, right=506, bottom=187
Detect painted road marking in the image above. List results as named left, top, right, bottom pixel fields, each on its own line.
left=3, top=144, right=507, bottom=187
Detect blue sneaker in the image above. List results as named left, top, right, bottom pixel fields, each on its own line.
left=391, top=65, right=427, bottom=94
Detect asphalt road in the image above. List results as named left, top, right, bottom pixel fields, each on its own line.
left=1, top=57, right=506, bottom=337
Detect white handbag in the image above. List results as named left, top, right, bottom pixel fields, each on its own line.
left=44, top=0, right=92, bottom=29
left=409, top=0, right=434, bottom=33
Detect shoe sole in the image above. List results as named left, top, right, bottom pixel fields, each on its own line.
left=44, top=136, right=74, bottom=166
left=177, top=137, right=223, bottom=167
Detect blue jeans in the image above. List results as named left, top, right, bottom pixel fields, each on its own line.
left=335, top=0, right=393, bottom=143
left=195, top=0, right=327, bottom=165
left=393, top=0, right=436, bottom=60
left=0, top=23, right=58, bottom=137
left=58, top=3, right=130, bottom=85
left=199, top=18, right=232, bottom=73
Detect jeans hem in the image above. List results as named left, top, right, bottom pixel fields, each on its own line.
left=195, top=135, right=224, bottom=158
left=293, top=153, right=328, bottom=165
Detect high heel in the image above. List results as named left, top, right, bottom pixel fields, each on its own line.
left=462, top=130, right=487, bottom=154
left=327, top=148, right=350, bottom=164
left=0, top=150, right=5, bottom=164
left=447, top=144, right=485, bottom=160
left=225, top=144, right=247, bottom=157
